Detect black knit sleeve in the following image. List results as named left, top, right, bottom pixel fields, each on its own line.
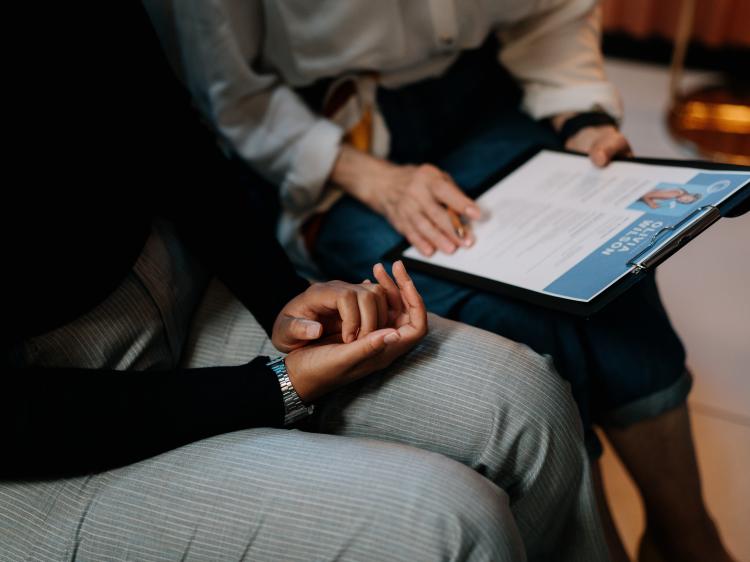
left=1, top=4, right=306, bottom=480
left=0, top=356, right=284, bottom=477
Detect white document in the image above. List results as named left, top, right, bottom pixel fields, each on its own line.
left=403, top=150, right=750, bottom=303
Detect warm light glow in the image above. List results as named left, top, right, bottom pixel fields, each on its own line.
left=676, top=101, right=750, bottom=133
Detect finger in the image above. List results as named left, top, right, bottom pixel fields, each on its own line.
left=330, top=327, right=399, bottom=372
left=284, top=316, right=323, bottom=341
left=411, top=211, right=457, bottom=255
left=392, top=261, right=428, bottom=335
left=337, top=289, right=361, bottom=343
left=392, top=261, right=425, bottom=312
left=375, top=285, right=389, bottom=328
left=285, top=326, right=399, bottom=401
left=360, top=279, right=389, bottom=327
left=401, top=223, right=435, bottom=256
left=590, top=133, right=631, bottom=167
left=363, top=282, right=389, bottom=328
left=274, top=315, right=323, bottom=351
left=420, top=198, right=466, bottom=248
left=432, top=176, right=481, bottom=219
left=460, top=221, right=476, bottom=247
left=355, top=288, right=379, bottom=338
left=373, top=263, right=403, bottom=316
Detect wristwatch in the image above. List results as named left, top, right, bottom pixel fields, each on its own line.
left=267, top=356, right=315, bottom=426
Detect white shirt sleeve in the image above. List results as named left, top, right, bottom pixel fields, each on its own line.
left=497, top=0, right=623, bottom=121
left=171, top=0, right=343, bottom=213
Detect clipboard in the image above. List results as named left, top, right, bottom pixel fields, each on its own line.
left=386, top=146, right=750, bottom=317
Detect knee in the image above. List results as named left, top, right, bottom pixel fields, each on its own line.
left=477, top=335, right=582, bottom=441
left=513, top=350, right=582, bottom=439
left=425, top=315, right=585, bottom=462
left=477, top=342, right=587, bottom=484
left=394, top=453, right=525, bottom=561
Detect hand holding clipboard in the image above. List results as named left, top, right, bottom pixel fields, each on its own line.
left=390, top=148, right=750, bottom=316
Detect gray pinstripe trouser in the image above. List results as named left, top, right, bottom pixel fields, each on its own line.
left=1, top=223, right=608, bottom=561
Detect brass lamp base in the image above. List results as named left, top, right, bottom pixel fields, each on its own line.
left=667, top=84, right=750, bottom=165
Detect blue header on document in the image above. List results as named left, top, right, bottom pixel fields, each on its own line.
left=545, top=171, right=750, bottom=301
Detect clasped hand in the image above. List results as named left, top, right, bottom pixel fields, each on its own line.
left=271, top=261, right=428, bottom=403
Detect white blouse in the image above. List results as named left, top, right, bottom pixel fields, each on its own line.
left=146, top=0, right=622, bottom=267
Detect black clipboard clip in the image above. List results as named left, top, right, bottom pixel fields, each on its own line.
left=627, top=205, right=721, bottom=274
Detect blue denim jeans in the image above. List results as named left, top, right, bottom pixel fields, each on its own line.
left=311, top=40, right=689, bottom=456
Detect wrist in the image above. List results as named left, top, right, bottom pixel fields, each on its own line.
left=267, top=356, right=315, bottom=426
left=555, top=111, right=618, bottom=144
left=330, top=144, right=392, bottom=211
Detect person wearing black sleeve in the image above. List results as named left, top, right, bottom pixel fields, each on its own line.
left=3, top=0, right=311, bottom=474
left=0, top=4, right=611, bottom=561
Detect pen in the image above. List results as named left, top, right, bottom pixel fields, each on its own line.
left=447, top=208, right=466, bottom=239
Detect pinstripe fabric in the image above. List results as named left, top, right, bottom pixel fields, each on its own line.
left=21, top=221, right=208, bottom=372
left=1, top=225, right=608, bottom=561
left=183, top=282, right=607, bottom=562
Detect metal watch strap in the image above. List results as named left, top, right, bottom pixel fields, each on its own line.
left=267, top=357, right=314, bottom=426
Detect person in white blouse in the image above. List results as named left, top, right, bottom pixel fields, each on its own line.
left=145, top=1, right=737, bottom=561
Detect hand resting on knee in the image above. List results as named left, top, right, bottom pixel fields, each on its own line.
left=273, top=261, right=428, bottom=403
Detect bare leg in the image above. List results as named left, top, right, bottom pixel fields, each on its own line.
left=604, top=403, right=736, bottom=562
left=592, top=460, right=631, bottom=562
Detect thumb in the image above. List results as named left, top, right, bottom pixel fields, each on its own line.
left=329, top=328, right=400, bottom=371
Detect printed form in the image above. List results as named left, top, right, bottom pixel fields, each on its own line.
left=403, top=150, right=750, bottom=302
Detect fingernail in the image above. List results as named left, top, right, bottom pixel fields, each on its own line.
left=384, top=332, right=401, bottom=344
left=296, top=319, right=320, bottom=338
left=465, top=205, right=481, bottom=220
left=304, top=322, right=321, bottom=338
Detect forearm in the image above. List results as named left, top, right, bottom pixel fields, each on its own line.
left=1, top=357, right=284, bottom=477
